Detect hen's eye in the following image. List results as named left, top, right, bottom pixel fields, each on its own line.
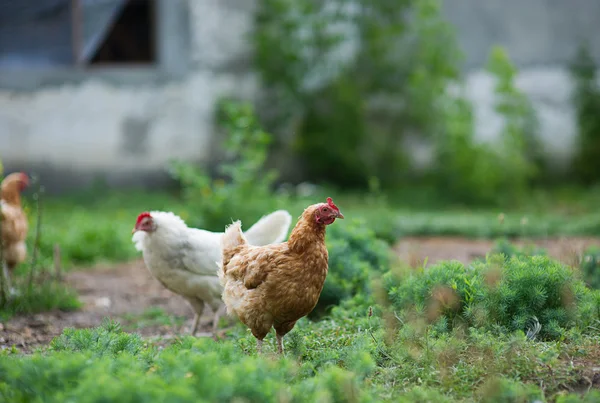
left=323, top=208, right=328, bottom=212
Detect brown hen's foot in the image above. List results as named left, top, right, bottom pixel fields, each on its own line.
left=276, top=334, right=284, bottom=355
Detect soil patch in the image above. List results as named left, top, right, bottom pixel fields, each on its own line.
left=0, top=260, right=215, bottom=352
left=394, top=236, right=600, bottom=267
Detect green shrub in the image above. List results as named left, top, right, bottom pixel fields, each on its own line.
left=490, top=240, right=600, bottom=292
left=477, top=378, right=543, bottom=403
left=490, top=238, right=547, bottom=260
left=312, top=218, right=391, bottom=317
left=570, top=43, right=600, bottom=184
left=385, top=255, right=600, bottom=339
left=434, top=46, right=539, bottom=205
left=254, top=0, right=465, bottom=189
left=385, top=260, right=485, bottom=334
left=1, top=323, right=377, bottom=403
left=482, top=255, right=595, bottom=339
left=0, top=279, right=80, bottom=321
left=557, top=390, right=600, bottom=403
left=169, top=99, right=285, bottom=232
left=50, top=319, right=153, bottom=360
left=579, top=246, right=600, bottom=289
left=395, top=387, right=452, bottom=403
left=486, top=46, right=540, bottom=192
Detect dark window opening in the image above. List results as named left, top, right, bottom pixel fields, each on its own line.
left=88, top=0, right=156, bottom=65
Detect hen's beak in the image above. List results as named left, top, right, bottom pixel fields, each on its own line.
left=337, top=211, right=345, bottom=219
left=132, top=227, right=138, bottom=234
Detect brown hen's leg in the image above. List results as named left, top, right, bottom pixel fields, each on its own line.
left=251, top=327, right=270, bottom=355
left=276, top=334, right=284, bottom=354
left=274, top=320, right=297, bottom=355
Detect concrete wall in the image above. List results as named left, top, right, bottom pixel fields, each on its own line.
left=1, top=0, right=599, bottom=191
left=443, top=0, right=600, bottom=170
left=0, top=0, right=259, bottom=192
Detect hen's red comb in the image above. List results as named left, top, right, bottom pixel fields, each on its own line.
left=136, top=212, right=152, bottom=225
left=326, top=197, right=339, bottom=212
left=20, top=173, right=30, bottom=185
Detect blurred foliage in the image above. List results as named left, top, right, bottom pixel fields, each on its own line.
left=254, top=0, right=543, bottom=205
left=254, top=0, right=460, bottom=188
left=580, top=246, right=600, bottom=290
left=2, top=301, right=599, bottom=402
left=169, top=99, right=286, bottom=231
left=488, top=239, right=600, bottom=292
left=0, top=278, right=80, bottom=321
left=434, top=46, right=539, bottom=205
left=384, top=254, right=600, bottom=340
left=312, top=218, right=391, bottom=317
left=0, top=174, right=80, bottom=320
left=490, top=238, right=547, bottom=260
left=570, top=43, right=600, bottom=185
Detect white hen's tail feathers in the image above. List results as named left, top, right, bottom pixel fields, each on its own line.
left=243, top=210, right=292, bottom=246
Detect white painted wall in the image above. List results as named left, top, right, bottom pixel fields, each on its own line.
left=0, top=0, right=259, bottom=190
left=0, top=0, right=598, bottom=190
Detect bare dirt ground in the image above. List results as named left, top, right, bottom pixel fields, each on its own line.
left=1, top=236, right=599, bottom=352
left=394, top=236, right=600, bottom=267
left=0, top=260, right=216, bottom=352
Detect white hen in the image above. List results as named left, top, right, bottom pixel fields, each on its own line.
left=132, top=210, right=292, bottom=335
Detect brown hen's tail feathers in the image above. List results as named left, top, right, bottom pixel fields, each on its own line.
left=221, top=221, right=247, bottom=272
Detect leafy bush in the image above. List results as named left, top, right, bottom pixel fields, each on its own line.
left=169, top=99, right=285, bottom=232
left=50, top=319, right=152, bottom=360
left=489, top=240, right=600, bottom=292
left=486, top=46, right=540, bottom=191
left=312, top=218, right=391, bottom=317
left=477, top=378, right=543, bottom=403
left=0, top=279, right=80, bottom=321
left=579, top=246, right=600, bottom=289
left=490, top=238, right=547, bottom=260
left=557, top=390, right=600, bottom=403
left=385, top=255, right=600, bottom=339
left=570, top=43, right=600, bottom=184
left=385, top=260, right=484, bottom=334
left=0, top=177, right=81, bottom=319
left=482, top=255, right=596, bottom=339
left=254, top=0, right=464, bottom=189
left=1, top=308, right=599, bottom=402
left=1, top=321, right=377, bottom=403
left=434, top=46, right=539, bottom=205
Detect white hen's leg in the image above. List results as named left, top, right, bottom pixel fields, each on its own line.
left=191, top=314, right=200, bottom=335
left=187, top=298, right=205, bottom=336
left=257, top=339, right=264, bottom=354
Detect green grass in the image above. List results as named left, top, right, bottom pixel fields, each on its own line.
left=5, top=185, right=599, bottom=321
left=122, top=307, right=187, bottom=331
left=1, top=307, right=598, bottom=402
left=21, top=186, right=600, bottom=272
left=0, top=279, right=81, bottom=321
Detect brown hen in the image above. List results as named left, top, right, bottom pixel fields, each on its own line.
left=1, top=172, right=30, bottom=292
left=218, top=197, right=343, bottom=354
